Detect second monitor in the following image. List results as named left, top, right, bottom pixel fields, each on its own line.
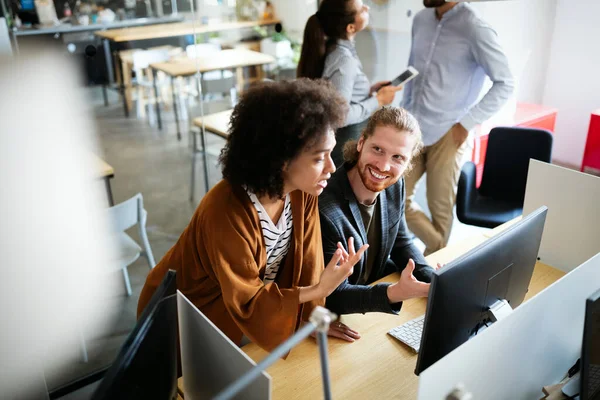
left=413, top=206, right=548, bottom=374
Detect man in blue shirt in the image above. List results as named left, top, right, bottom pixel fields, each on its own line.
left=401, top=0, right=514, bottom=255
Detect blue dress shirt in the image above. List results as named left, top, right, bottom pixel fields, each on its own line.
left=401, top=3, right=514, bottom=146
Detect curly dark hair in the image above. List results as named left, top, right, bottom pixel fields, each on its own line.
left=219, top=78, right=348, bottom=199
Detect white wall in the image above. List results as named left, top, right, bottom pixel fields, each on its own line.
left=270, top=0, right=317, bottom=39
left=542, top=0, right=600, bottom=167
left=470, top=0, right=557, bottom=104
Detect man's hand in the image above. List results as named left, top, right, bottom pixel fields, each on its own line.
left=386, top=259, right=431, bottom=303
left=449, top=123, right=469, bottom=148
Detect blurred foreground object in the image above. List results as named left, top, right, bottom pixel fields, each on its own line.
left=0, top=50, right=119, bottom=398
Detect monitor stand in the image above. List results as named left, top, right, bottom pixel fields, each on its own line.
left=487, top=299, right=514, bottom=322
left=561, top=372, right=580, bottom=399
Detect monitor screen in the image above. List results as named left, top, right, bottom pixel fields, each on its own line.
left=91, top=270, right=178, bottom=400
left=582, top=289, right=600, bottom=400
left=415, top=207, right=548, bottom=375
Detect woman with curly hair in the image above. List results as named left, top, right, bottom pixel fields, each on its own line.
left=137, top=79, right=368, bottom=352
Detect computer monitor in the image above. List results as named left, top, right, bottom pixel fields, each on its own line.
left=91, top=270, right=178, bottom=400
left=581, top=288, right=600, bottom=399
left=177, top=291, right=271, bottom=400
left=415, top=206, right=548, bottom=375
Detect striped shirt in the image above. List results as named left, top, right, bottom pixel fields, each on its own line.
left=322, top=39, right=379, bottom=127
left=245, top=189, right=293, bottom=284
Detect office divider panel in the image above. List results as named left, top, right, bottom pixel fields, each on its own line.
left=418, top=252, right=600, bottom=400
left=523, top=159, right=600, bottom=272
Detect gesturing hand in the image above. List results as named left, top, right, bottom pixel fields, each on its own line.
left=318, top=237, right=368, bottom=298
left=386, top=259, right=431, bottom=303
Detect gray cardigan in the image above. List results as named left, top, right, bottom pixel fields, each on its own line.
left=319, top=163, right=434, bottom=315
left=322, top=39, right=379, bottom=126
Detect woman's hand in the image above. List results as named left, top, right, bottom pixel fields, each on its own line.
left=327, top=320, right=361, bottom=342
left=370, top=80, right=391, bottom=93
left=317, top=237, right=368, bottom=298
left=376, top=85, right=403, bottom=106
left=299, top=237, right=367, bottom=304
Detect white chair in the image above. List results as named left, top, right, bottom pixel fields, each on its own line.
left=184, top=43, right=237, bottom=99
left=132, top=48, right=171, bottom=125
left=107, top=193, right=156, bottom=296
left=178, top=43, right=237, bottom=140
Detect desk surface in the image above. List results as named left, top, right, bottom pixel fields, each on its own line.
left=151, top=49, right=275, bottom=77
left=13, top=15, right=184, bottom=36
left=94, top=19, right=280, bottom=42
left=93, top=154, right=114, bottom=178
left=241, top=256, right=564, bottom=399
left=192, top=109, right=233, bottom=138
left=178, top=222, right=566, bottom=399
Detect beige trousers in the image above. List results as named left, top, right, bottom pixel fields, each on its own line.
left=405, top=130, right=467, bottom=256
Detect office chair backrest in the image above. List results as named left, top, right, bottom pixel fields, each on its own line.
left=107, top=193, right=145, bottom=233
left=478, top=127, right=553, bottom=203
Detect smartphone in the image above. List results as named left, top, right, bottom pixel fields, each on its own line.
left=384, top=66, right=419, bottom=87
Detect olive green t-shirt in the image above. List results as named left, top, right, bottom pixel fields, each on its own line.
left=357, top=199, right=381, bottom=285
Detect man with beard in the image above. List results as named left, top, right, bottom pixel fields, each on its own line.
left=318, top=107, right=438, bottom=339
left=402, top=0, right=514, bottom=255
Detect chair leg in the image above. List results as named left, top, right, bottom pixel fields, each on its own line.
left=190, top=132, right=197, bottom=203
left=139, top=229, right=156, bottom=268
left=122, top=267, right=133, bottom=297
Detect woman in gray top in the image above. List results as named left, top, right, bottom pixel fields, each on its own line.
left=297, top=0, right=402, bottom=166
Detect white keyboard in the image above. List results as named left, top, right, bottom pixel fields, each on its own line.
left=387, top=314, right=425, bottom=353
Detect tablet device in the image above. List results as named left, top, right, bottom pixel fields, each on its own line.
left=385, top=66, right=419, bottom=87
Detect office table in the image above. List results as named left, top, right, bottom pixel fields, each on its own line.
left=94, top=19, right=279, bottom=91
left=177, top=223, right=566, bottom=399
left=94, top=154, right=115, bottom=206
left=189, top=109, right=232, bottom=200
left=150, top=49, right=274, bottom=137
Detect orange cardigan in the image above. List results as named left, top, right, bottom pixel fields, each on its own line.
left=137, top=180, right=325, bottom=352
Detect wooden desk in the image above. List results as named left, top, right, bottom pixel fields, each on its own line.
left=482, top=216, right=522, bottom=238
left=242, top=264, right=563, bottom=400
left=151, top=49, right=275, bottom=78
left=151, top=50, right=273, bottom=137
left=178, top=227, right=566, bottom=399
left=94, top=18, right=279, bottom=113
left=192, top=109, right=232, bottom=139
left=189, top=109, right=233, bottom=202
left=95, top=19, right=280, bottom=43
left=115, top=45, right=183, bottom=115
left=93, top=154, right=115, bottom=206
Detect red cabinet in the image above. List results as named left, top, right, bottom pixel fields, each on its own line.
left=471, top=102, right=558, bottom=187
left=581, top=109, right=600, bottom=175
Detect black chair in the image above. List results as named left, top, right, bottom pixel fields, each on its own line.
left=456, top=126, right=553, bottom=228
